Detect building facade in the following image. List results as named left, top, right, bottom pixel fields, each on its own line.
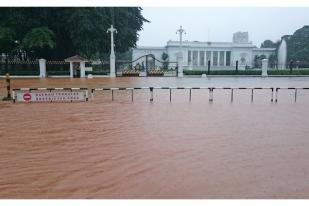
left=132, top=32, right=276, bottom=70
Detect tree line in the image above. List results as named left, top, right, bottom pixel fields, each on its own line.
left=0, top=7, right=149, bottom=61
left=260, top=25, right=309, bottom=66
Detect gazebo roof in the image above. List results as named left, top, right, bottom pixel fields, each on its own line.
left=65, top=55, right=88, bottom=62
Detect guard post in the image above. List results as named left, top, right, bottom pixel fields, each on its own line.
left=3, top=73, right=12, bottom=100
left=150, top=87, right=154, bottom=102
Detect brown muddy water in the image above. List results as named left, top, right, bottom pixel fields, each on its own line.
left=1, top=77, right=309, bottom=198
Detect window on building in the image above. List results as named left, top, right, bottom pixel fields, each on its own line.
left=199, top=51, right=205, bottom=66
left=226, top=51, right=231, bottom=66
left=206, top=51, right=211, bottom=65
left=188, top=50, right=192, bottom=65
left=219, top=51, right=225, bottom=66
left=193, top=51, right=198, bottom=66
left=213, top=51, right=218, bottom=66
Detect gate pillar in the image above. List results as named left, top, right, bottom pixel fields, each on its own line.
left=177, top=52, right=183, bottom=77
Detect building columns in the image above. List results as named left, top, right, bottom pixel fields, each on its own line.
left=80, top=62, right=86, bottom=78
left=39, top=59, right=46, bottom=78
left=69, top=62, right=73, bottom=78
left=177, top=52, right=184, bottom=77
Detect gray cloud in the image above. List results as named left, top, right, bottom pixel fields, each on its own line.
left=137, top=7, right=309, bottom=47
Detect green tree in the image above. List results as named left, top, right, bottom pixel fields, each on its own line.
left=268, top=54, right=277, bottom=68
left=286, top=26, right=309, bottom=62
left=0, top=27, right=16, bottom=73
left=0, top=27, right=16, bottom=58
left=161, top=52, right=169, bottom=70
left=22, top=27, right=55, bottom=59
left=0, top=7, right=149, bottom=60
left=261, top=40, right=275, bottom=48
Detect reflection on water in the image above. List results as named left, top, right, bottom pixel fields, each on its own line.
left=1, top=77, right=309, bottom=198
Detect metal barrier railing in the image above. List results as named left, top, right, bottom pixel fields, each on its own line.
left=275, top=87, right=309, bottom=102
left=10, top=86, right=309, bottom=103
left=91, top=87, right=275, bottom=102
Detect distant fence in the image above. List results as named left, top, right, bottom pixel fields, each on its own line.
left=46, top=61, right=70, bottom=76
left=87, top=61, right=110, bottom=75
left=0, top=61, right=39, bottom=75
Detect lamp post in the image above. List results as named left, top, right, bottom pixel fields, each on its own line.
left=176, top=26, right=186, bottom=57
left=107, top=25, right=117, bottom=77
left=176, top=26, right=186, bottom=77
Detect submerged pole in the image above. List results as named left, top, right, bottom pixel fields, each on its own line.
left=150, top=87, right=154, bottom=102
left=295, top=88, right=297, bottom=102
left=231, top=89, right=234, bottom=102
left=209, top=88, right=213, bottom=102
left=131, top=89, right=134, bottom=102
left=251, top=89, right=254, bottom=102
left=170, top=88, right=172, bottom=102
left=189, top=88, right=192, bottom=101
left=5, top=73, right=11, bottom=100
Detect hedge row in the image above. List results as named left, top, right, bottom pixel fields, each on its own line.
left=184, top=70, right=261, bottom=75
left=0, top=69, right=39, bottom=76
left=184, top=69, right=309, bottom=75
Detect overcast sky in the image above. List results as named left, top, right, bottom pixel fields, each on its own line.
left=136, top=7, right=309, bottom=47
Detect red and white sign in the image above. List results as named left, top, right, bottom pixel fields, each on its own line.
left=23, top=93, right=32, bottom=101
left=15, top=90, right=88, bottom=102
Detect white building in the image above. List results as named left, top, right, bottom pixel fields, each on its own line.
left=132, top=32, right=276, bottom=70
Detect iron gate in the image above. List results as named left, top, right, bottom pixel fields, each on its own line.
left=116, top=54, right=178, bottom=77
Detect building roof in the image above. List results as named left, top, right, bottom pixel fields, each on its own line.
left=166, top=40, right=256, bottom=48
left=134, top=46, right=165, bottom=50
left=65, top=55, right=88, bottom=62
left=253, top=48, right=276, bottom=51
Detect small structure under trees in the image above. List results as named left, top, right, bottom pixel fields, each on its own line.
left=64, top=55, right=88, bottom=78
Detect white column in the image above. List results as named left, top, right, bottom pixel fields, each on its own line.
left=107, top=25, right=117, bottom=77
left=204, top=50, right=207, bottom=69
left=224, top=51, right=226, bottom=66
left=197, top=50, right=200, bottom=67
left=39, top=59, right=46, bottom=78
left=110, top=54, right=116, bottom=77
left=262, top=59, right=268, bottom=77
left=80, top=62, right=86, bottom=78
left=70, top=62, right=73, bottom=78
left=177, top=52, right=183, bottom=77
left=176, top=26, right=185, bottom=61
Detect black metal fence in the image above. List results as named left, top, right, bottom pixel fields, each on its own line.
left=86, top=61, right=110, bottom=75
left=46, top=61, right=70, bottom=76
left=0, top=61, right=39, bottom=75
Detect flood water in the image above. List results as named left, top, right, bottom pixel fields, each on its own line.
left=1, top=77, right=309, bottom=198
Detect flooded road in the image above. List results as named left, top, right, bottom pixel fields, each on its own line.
left=1, top=77, right=309, bottom=198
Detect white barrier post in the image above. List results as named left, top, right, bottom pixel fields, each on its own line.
left=80, top=62, right=86, bottom=78
left=39, top=59, right=46, bottom=78
left=262, top=59, right=268, bottom=77
left=177, top=52, right=183, bottom=77
left=70, top=62, right=73, bottom=78
left=107, top=25, right=117, bottom=77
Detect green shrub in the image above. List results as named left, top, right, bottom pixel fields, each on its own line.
left=184, top=69, right=309, bottom=75
left=183, top=70, right=262, bottom=75
left=268, top=69, right=309, bottom=75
